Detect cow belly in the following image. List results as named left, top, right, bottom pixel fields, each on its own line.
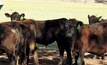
left=87, top=44, right=107, bottom=54
left=36, top=37, right=55, bottom=46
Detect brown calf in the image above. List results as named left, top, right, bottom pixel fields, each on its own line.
left=5, top=12, right=26, bottom=21
left=0, top=21, right=38, bottom=65
left=70, top=22, right=107, bottom=65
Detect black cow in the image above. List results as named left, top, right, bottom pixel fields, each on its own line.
left=6, top=12, right=71, bottom=64
left=67, top=20, right=107, bottom=65
left=5, top=12, right=26, bottom=21
left=1, top=18, right=80, bottom=65
left=14, top=18, right=79, bottom=65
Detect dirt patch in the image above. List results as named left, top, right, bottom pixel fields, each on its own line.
left=0, top=49, right=107, bottom=65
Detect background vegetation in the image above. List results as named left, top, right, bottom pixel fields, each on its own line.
left=1, top=0, right=107, bottom=49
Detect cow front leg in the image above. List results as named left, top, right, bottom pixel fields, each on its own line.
left=77, top=51, right=84, bottom=65
left=101, top=54, right=104, bottom=60
left=15, top=55, right=20, bottom=65
left=29, top=41, right=39, bottom=65
left=65, top=47, right=72, bottom=65
left=32, top=48, right=39, bottom=65
left=58, top=46, right=64, bottom=65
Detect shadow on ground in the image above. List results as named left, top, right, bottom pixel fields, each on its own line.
left=0, top=49, right=107, bottom=65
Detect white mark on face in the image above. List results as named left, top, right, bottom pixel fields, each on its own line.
left=11, top=29, right=16, bottom=33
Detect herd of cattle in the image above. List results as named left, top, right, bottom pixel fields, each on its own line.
left=0, top=11, right=107, bottom=65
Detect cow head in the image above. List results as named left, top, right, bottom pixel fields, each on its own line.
left=5, top=12, right=25, bottom=21
left=88, top=15, right=102, bottom=24
left=65, top=19, right=83, bottom=37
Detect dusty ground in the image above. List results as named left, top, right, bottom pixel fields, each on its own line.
left=0, top=49, right=107, bottom=65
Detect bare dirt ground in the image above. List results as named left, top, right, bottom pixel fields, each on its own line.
left=0, top=49, right=107, bottom=65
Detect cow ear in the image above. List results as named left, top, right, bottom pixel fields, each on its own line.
left=20, top=13, right=25, bottom=20
left=76, top=21, right=83, bottom=30
left=98, top=16, right=102, bottom=21
left=5, top=13, right=11, bottom=17
left=88, top=15, right=90, bottom=18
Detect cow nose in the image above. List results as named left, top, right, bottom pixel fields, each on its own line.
left=12, top=20, right=17, bottom=22
left=66, top=30, right=74, bottom=37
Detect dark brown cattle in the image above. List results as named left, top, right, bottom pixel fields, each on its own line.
left=5, top=12, right=71, bottom=64
left=5, top=12, right=26, bottom=21
left=1, top=18, right=80, bottom=65
left=88, top=15, right=102, bottom=24
left=0, top=12, right=26, bottom=55
left=68, top=21, right=107, bottom=65
left=14, top=18, right=78, bottom=65
left=0, top=22, right=25, bottom=65
left=88, top=15, right=107, bottom=60
left=17, top=18, right=70, bottom=65
left=0, top=22, right=37, bottom=65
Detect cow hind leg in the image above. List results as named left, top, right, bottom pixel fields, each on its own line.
left=6, top=52, right=16, bottom=65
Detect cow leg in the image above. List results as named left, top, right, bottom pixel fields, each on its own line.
left=16, top=55, right=19, bottom=65
left=19, top=41, right=29, bottom=65
left=74, top=53, right=79, bottom=65
left=101, top=54, right=104, bottom=60
left=32, top=48, right=39, bottom=65
left=20, top=56, right=27, bottom=65
left=20, top=48, right=29, bottom=65
left=57, top=45, right=64, bottom=65
left=4, top=46, right=17, bottom=65
left=76, top=51, right=84, bottom=65
left=6, top=51, right=16, bottom=65
left=20, top=54, right=27, bottom=65
left=29, top=40, right=39, bottom=65
left=65, top=47, right=72, bottom=65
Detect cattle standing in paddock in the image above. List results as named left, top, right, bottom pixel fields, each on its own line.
left=0, top=22, right=38, bottom=65
left=67, top=20, right=107, bottom=65
left=1, top=18, right=80, bottom=65
left=88, top=15, right=107, bottom=60
left=13, top=18, right=79, bottom=65
left=5, top=12, right=26, bottom=21
left=4, top=12, right=76, bottom=65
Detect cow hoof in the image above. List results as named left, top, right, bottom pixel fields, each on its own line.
left=65, top=61, right=71, bottom=65
left=82, top=61, right=85, bottom=65
left=58, top=62, right=62, bottom=65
